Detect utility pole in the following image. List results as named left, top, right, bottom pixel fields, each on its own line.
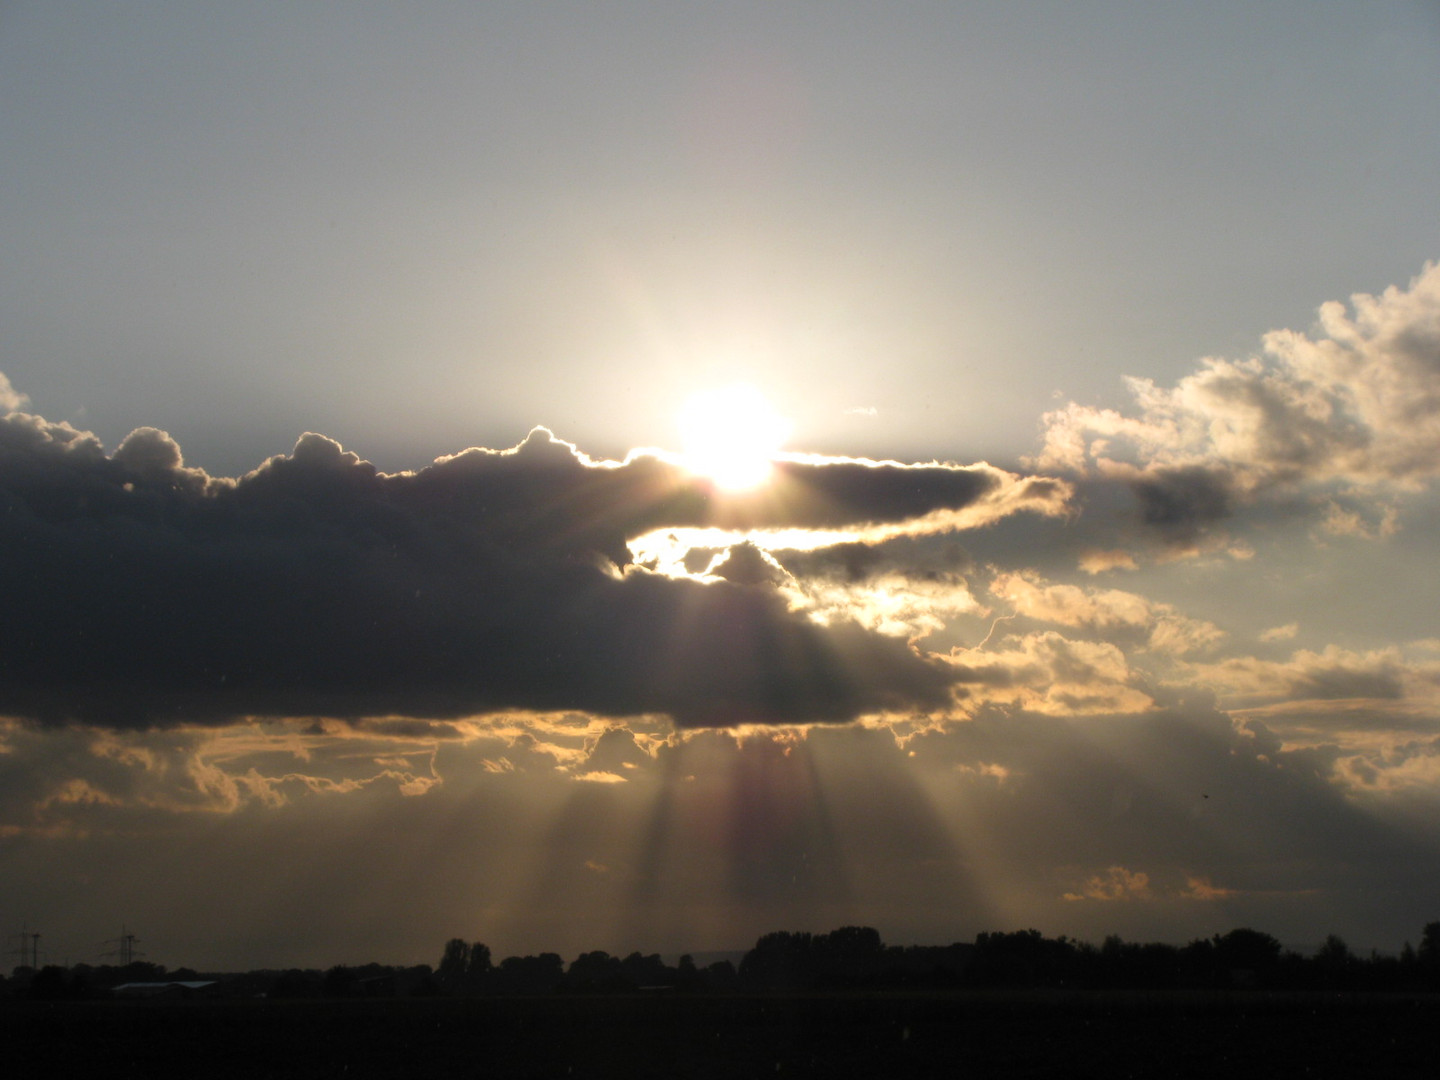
left=7, top=925, right=41, bottom=969
left=101, top=925, right=142, bottom=967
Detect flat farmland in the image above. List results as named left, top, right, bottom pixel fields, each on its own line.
left=5, top=990, right=1436, bottom=1078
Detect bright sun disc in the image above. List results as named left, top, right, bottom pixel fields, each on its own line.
left=678, top=385, right=790, bottom=492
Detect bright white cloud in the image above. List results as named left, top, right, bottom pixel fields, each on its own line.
left=1035, top=264, right=1440, bottom=496
left=0, top=372, right=27, bottom=413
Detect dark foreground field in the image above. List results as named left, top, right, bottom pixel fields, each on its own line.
left=6, top=990, right=1437, bottom=1078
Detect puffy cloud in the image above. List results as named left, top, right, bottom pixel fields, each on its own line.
left=0, top=371, right=28, bottom=413
left=1269, top=266, right=1440, bottom=484
left=1063, top=868, right=1247, bottom=904
left=7, top=263, right=1440, bottom=961
left=0, top=409, right=107, bottom=464
left=0, top=716, right=446, bottom=835
left=727, top=536, right=983, bottom=632
left=1178, top=877, right=1239, bottom=902
left=1062, top=866, right=1152, bottom=902
left=945, top=631, right=1154, bottom=716
left=4, top=683, right=1438, bottom=962
left=1126, top=466, right=1236, bottom=545
left=576, top=726, right=655, bottom=780
left=708, top=541, right=791, bottom=587
left=1146, top=614, right=1227, bottom=658
left=1078, top=549, right=1139, bottom=575
left=1318, top=496, right=1399, bottom=540
left=990, top=571, right=1153, bottom=632
left=1332, top=738, right=1440, bottom=798
left=1172, top=643, right=1440, bottom=787
left=1034, top=264, right=1440, bottom=544
left=988, top=571, right=1223, bottom=657
left=0, top=417, right=1081, bottom=729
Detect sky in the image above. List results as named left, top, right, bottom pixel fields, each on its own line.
left=2, top=1, right=1439, bottom=971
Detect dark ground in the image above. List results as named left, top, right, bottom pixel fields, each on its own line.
left=5, top=990, right=1437, bottom=1078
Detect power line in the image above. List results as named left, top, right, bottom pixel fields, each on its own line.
left=6, top=925, right=41, bottom=969
left=100, top=925, right=142, bottom=966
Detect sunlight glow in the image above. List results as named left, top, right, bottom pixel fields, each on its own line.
left=678, top=385, right=790, bottom=491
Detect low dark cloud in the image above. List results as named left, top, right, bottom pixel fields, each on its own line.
left=1130, top=466, right=1235, bottom=543
left=775, top=535, right=976, bottom=583
left=0, top=416, right=1003, bottom=729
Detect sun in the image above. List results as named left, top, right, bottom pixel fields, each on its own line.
left=678, top=385, right=791, bottom=492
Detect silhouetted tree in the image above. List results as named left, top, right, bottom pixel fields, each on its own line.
left=269, top=969, right=322, bottom=998
left=619, top=951, right=673, bottom=987
left=675, top=954, right=701, bottom=991
left=568, top=950, right=626, bottom=992
left=1083, top=935, right=1181, bottom=989
left=970, top=930, right=1076, bottom=987
left=491, top=953, right=564, bottom=995
left=27, top=965, right=71, bottom=1000
left=437, top=938, right=470, bottom=992
left=1178, top=937, right=1216, bottom=987
left=1414, top=922, right=1440, bottom=988
left=430, top=919, right=1440, bottom=997
left=322, top=965, right=359, bottom=998
left=703, top=959, right=738, bottom=990
left=1313, top=935, right=1357, bottom=990
left=1210, top=928, right=1282, bottom=987
left=883, top=943, right=972, bottom=987
left=739, top=931, right=814, bottom=990
left=1419, top=923, right=1440, bottom=967
left=812, top=926, right=885, bottom=986
left=465, top=941, right=492, bottom=991
left=1316, top=934, right=1352, bottom=966
left=7, top=966, right=35, bottom=993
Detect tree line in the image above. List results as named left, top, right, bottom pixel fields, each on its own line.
left=6, top=922, right=1440, bottom=1000
left=432, top=922, right=1440, bottom=996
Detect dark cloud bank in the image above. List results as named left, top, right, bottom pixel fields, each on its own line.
left=0, top=415, right=1033, bottom=729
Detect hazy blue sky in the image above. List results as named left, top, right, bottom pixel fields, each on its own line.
left=2, top=3, right=1439, bottom=970
left=5, top=2, right=1438, bottom=471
